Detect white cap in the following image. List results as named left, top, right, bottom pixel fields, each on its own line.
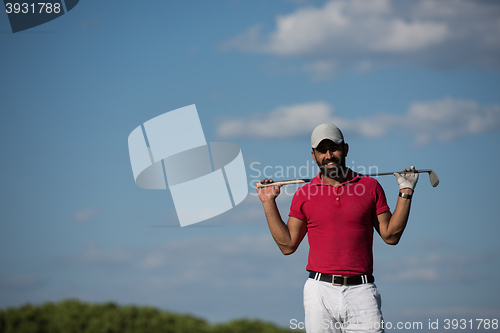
left=311, top=123, right=344, bottom=148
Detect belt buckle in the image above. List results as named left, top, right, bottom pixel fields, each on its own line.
left=332, top=275, right=346, bottom=286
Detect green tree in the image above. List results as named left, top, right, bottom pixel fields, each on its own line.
left=0, top=299, right=301, bottom=333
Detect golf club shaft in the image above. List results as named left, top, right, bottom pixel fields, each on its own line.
left=363, top=169, right=433, bottom=177
left=256, top=169, right=438, bottom=188
left=366, top=169, right=439, bottom=187
left=256, top=179, right=310, bottom=188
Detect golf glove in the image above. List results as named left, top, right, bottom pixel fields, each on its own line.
left=394, top=165, right=418, bottom=190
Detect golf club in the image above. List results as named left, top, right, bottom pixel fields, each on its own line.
left=256, top=169, right=439, bottom=188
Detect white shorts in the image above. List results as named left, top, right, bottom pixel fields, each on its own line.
left=303, top=278, right=385, bottom=333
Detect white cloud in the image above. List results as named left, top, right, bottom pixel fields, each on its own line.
left=303, top=60, right=338, bottom=81
left=48, top=235, right=309, bottom=324
left=223, top=0, right=500, bottom=77
left=373, top=19, right=448, bottom=52
left=217, top=98, right=500, bottom=145
left=73, top=208, right=99, bottom=222
left=60, top=236, right=308, bottom=289
left=65, top=242, right=133, bottom=267
left=378, top=250, right=500, bottom=283
left=264, top=0, right=449, bottom=55
left=217, top=101, right=342, bottom=139
left=404, top=98, right=500, bottom=144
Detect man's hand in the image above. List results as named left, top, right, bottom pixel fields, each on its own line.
left=256, top=179, right=281, bottom=203
left=394, top=165, right=419, bottom=191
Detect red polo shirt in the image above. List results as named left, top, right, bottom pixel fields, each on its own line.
left=289, top=169, right=389, bottom=276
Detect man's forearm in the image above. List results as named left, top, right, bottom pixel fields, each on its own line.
left=387, top=189, right=413, bottom=243
left=262, top=200, right=294, bottom=253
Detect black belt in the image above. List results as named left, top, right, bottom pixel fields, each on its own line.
left=308, top=271, right=374, bottom=285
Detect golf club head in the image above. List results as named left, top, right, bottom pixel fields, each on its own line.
left=426, top=170, right=439, bottom=187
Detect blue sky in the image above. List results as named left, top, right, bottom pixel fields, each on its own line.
left=1, top=0, right=500, bottom=330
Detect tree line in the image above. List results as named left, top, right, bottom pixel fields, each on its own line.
left=0, top=299, right=301, bottom=333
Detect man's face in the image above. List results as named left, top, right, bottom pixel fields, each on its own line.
left=312, top=139, right=348, bottom=179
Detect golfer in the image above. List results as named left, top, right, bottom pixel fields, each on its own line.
left=256, top=123, right=418, bottom=333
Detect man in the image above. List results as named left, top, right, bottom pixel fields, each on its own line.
left=256, top=123, right=418, bottom=333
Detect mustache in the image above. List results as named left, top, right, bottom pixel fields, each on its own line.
left=321, top=156, right=340, bottom=165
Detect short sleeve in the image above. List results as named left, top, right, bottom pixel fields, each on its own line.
left=289, top=188, right=307, bottom=221
left=375, top=181, right=390, bottom=215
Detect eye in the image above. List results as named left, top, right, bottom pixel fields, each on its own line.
left=316, top=148, right=328, bottom=154
left=316, top=145, right=339, bottom=154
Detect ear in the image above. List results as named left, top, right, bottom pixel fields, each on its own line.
left=311, top=149, right=318, bottom=163
left=343, top=143, right=349, bottom=157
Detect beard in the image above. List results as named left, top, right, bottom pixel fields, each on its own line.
left=316, top=155, right=347, bottom=179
